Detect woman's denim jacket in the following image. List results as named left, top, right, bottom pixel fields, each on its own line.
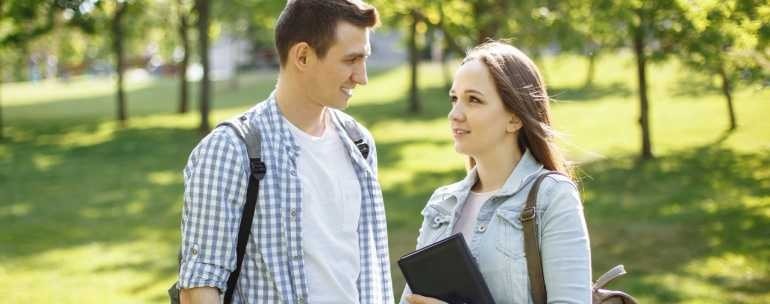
left=400, top=150, right=592, bottom=304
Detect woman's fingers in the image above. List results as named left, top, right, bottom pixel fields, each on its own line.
left=405, top=294, right=448, bottom=304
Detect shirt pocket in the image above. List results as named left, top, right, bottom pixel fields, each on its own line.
left=494, top=209, right=527, bottom=261
left=418, top=205, right=453, bottom=245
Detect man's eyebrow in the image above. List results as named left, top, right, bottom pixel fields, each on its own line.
left=344, top=51, right=370, bottom=59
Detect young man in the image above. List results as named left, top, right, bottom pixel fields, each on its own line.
left=177, top=1, right=393, bottom=303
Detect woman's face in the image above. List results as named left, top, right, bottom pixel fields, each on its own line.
left=448, top=58, right=520, bottom=157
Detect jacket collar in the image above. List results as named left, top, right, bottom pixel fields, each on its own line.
left=435, top=149, right=544, bottom=200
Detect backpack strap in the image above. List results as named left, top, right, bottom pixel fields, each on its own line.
left=333, top=111, right=370, bottom=159
left=520, top=171, right=565, bottom=304
left=217, top=114, right=266, bottom=304
left=593, top=265, right=627, bottom=290
left=219, top=115, right=263, bottom=162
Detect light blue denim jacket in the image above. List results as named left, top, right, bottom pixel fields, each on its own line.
left=400, top=150, right=592, bottom=304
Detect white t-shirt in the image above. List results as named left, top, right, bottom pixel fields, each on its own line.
left=453, top=190, right=495, bottom=244
left=284, top=112, right=362, bottom=304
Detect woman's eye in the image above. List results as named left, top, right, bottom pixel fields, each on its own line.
left=470, top=96, right=481, bottom=103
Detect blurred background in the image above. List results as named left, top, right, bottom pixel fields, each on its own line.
left=1, top=0, right=769, bottom=303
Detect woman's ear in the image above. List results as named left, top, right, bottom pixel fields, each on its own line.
left=290, top=42, right=315, bottom=71
left=506, top=115, right=523, bottom=133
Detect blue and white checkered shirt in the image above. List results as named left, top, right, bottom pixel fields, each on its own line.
left=178, top=94, right=394, bottom=303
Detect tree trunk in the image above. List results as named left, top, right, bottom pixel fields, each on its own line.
left=718, top=63, right=737, bottom=131
left=229, top=37, right=239, bottom=90
left=0, top=63, right=4, bottom=141
left=414, top=5, right=463, bottom=55
left=472, top=1, right=494, bottom=44
left=0, top=0, right=4, bottom=140
left=436, top=4, right=454, bottom=93
left=473, top=0, right=508, bottom=45
left=112, top=1, right=128, bottom=127
left=196, top=0, right=210, bottom=134
left=441, top=45, right=452, bottom=92
left=633, top=25, right=653, bottom=160
left=408, top=11, right=420, bottom=114
left=177, top=0, right=190, bottom=114
left=531, top=50, right=548, bottom=84
left=584, top=51, right=597, bottom=88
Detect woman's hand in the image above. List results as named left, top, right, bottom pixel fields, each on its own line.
left=405, top=294, right=448, bottom=304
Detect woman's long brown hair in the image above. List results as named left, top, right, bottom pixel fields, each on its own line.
left=462, top=41, right=572, bottom=178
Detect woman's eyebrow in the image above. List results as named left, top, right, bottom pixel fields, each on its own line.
left=464, top=89, right=485, bottom=96
left=449, top=89, right=485, bottom=96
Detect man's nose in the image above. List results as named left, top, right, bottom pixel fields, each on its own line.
left=352, top=62, right=368, bottom=85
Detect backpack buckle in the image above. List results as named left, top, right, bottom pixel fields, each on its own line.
left=354, top=139, right=369, bottom=159
left=520, top=207, right=536, bottom=222
left=250, top=159, right=267, bottom=180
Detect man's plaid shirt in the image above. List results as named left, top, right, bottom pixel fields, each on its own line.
left=178, top=94, right=394, bottom=303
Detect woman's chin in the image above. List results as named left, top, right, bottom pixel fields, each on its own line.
left=453, top=144, right=470, bottom=155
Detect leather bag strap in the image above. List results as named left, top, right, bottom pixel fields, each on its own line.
left=521, top=171, right=565, bottom=304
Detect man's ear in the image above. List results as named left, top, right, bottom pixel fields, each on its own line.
left=289, top=42, right=316, bottom=71
left=506, top=115, right=523, bottom=133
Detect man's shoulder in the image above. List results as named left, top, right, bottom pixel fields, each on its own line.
left=189, top=97, right=274, bottom=159
left=241, top=97, right=273, bottom=124
left=211, top=97, right=273, bottom=138
left=189, top=125, right=244, bottom=163
left=330, top=109, right=373, bottom=140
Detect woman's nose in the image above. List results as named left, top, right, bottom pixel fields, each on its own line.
left=448, top=104, right=465, bottom=121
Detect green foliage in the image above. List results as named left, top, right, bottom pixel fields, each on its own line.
left=1, top=1, right=58, bottom=47
left=213, top=0, right=284, bottom=49
left=676, top=0, right=770, bottom=85
left=587, top=0, right=688, bottom=61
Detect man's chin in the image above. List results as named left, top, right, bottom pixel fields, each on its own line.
left=328, top=98, right=350, bottom=110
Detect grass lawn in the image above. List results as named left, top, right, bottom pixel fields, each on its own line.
left=1, top=52, right=768, bottom=303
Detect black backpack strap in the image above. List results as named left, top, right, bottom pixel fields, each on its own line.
left=332, top=111, right=370, bottom=159
left=520, top=171, right=566, bottom=304
left=217, top=115, right=266, bottom=304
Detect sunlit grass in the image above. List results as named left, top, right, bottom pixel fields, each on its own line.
left=1, top=50, right=768, bottom=303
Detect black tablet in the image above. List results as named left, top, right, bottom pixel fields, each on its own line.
left=398, top=233, right=496, bottom=304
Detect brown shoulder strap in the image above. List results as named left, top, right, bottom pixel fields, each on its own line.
left=521, top=171, right=565, bottom=304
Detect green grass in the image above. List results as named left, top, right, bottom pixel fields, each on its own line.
left=1, top=52, right=769, bottom=303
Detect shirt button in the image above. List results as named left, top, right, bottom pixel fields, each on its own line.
left=297, top=296, right=305, bottom=304
left=293, top=254, right=301, bottom=261
left=477, top=224, right=487, bottom=233
left=191, top=248, right=198, bottom=255
left=289, top=169, right=297, bottom=176
left=290, top=208, right=297, bottom=217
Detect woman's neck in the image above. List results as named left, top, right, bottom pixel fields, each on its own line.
left=472, top=143, right=522, bottom=193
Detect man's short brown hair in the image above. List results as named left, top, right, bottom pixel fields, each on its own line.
left=274, top=0, right=380, bottom=67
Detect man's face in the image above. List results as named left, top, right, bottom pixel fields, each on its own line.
left=306, top=21, right=370, bottom=110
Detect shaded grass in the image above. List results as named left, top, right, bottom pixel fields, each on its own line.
left=1, top=52, right=769, bottom=303
left=582, top=146, right=770, bottom=303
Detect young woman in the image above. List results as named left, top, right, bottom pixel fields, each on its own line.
left=402, top=41, right=592, bottom=304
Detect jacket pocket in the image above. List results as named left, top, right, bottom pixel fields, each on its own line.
left=494, top=209, right=527, bottom=260
left=418, top=205, right=453, bottom=245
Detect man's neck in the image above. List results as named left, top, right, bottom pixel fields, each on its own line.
left=275, top=74, right=327, bottom=137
